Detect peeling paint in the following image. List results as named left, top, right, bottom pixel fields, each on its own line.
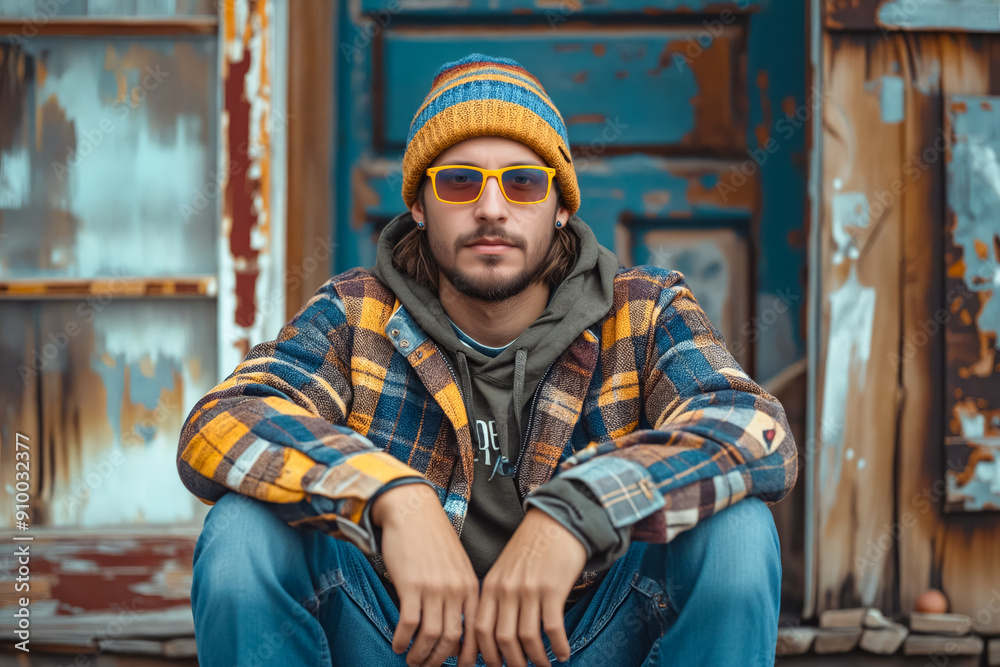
left=831, top=191, right=869, bottom=264
left=819, top=264, right=876, bottom=524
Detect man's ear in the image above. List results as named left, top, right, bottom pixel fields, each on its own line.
left=556, top=203, right=570, bottom=227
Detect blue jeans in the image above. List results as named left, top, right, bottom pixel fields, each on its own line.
left=191, top=493, right=781, bottom=667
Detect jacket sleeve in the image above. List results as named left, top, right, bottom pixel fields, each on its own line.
left=529, top=269, right=798, bottom=548
left=176, top=279, right=431, bottom=555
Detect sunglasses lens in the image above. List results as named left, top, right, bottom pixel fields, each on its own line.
left=501, top=167, right=550, bottom=203
left=434, top=167, right=484, bottom=203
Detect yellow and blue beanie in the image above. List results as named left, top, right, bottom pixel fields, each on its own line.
left=401, top=53, right=580, bottom=214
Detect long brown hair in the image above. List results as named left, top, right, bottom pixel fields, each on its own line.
left=391, top=179, right=579, bottom=292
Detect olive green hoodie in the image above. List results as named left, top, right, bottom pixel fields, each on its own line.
left=371, top=210, right=632, bottom=600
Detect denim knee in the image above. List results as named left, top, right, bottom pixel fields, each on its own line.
left=652, top=496, right=781, bottom=614
left=192, top=492, right=310, bottom=604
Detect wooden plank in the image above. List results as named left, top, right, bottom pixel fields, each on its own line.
left=895, top=32, right=1000, bottom=636
left=825, top=0, right=1000, bottom=33
left=0, top=276, right=217, bottom=299
left=942, top=93, right=1000, bottom=512
left=286, top=0, right=335, bottom=321
left=813, top=32, right=904, bottom=615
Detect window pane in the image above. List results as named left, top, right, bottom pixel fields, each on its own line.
left=0, top=37, right=218, bottom=278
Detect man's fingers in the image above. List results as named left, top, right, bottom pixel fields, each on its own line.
left=474, top=591, right=502, bottom=667
left=542, top=596, right=571, bottom=663
left=407, top=595, right=442, bottom=666
left=457, top=590, right=480, bottom=667
left=518, top=595, right=550, bottom=667
left=495, top=590, right=527, bottom=667
left=393, top=592, right=422, bottom=655
left=421, top=595, right=464, bottom=667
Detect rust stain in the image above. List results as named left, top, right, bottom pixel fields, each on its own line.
left=981, top=100, right=993, bottom=111
left=351, top=165, right=381, bottom=231
left=951, top=100, right=968, bottom=113
left=948, top=257, right=966, bottom=278
left=973, top=238, right=989, bottom=260
left=592, top=44, right=605, bottom=57
left=756, top=70, right=772, bottom=148
left=566, top=113, right=606, bottom=125
left=572, top=71, right=588, bottom=84
left=615, top=70, right=629, bottom=79
left=650, top=33, right=741, bottom=149
left=225, top=45, right=258, bottom=329
left=954, top=446, right=995, bottom=487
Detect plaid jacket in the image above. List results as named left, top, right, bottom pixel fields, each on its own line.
left=177, top=265, right=798, bottom=596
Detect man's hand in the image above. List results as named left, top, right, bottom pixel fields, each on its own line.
left=475, top=508, right=587, bottom=667
left=372, top=483, right=480, bottom=667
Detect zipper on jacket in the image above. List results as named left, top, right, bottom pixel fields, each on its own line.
left=511, top=359, right=556, bottom=482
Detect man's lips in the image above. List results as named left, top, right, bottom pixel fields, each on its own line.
left=465, top=238, right=517, bottom=253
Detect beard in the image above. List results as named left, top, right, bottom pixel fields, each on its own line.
left=428, top=216, right=557, bottom=303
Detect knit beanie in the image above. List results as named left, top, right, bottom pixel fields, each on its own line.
left=401, top=53, right=580, bottom=214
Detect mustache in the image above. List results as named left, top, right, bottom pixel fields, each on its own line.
left=454, top=227, right=526, bottom=251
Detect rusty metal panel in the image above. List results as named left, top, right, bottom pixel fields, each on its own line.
left=944, top=94, right=1000, bottom=512
left=0, top=0, right=215, bottom=16
left=0, top=38, right=218, bottom=279
left=382, top=25, right=747, bottom=153
left=0, top=299, right=217, bottom=527
left=826, top=0, right=1000, bottom=32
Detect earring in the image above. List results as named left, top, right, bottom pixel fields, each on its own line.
left=416, top=220, right=425, bottom=229
left=555, top=220, right=564, bottom=228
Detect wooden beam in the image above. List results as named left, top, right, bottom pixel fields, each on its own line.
left=0, top=276, right=217, bottom=299
left=285, top=0, right=334, bottom=321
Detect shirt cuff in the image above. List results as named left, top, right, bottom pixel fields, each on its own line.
left=313, top=477, right=436, bottom=556
left=523, top=477, right=631, bottom=571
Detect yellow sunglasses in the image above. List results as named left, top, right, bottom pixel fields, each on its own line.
left=425, top=165, right=556, bottom=205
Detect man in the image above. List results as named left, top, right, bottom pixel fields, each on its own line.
left=179, top=53, right=797, bottom=667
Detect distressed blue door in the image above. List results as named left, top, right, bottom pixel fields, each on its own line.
left=334, top=0, right=807, bottom=387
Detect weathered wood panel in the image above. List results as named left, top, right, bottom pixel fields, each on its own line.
left=814, top=32, right=905, bottom=614
left=943, top=94, right=1000, bottom=512
left=826, top=0, right=1000, bottom=33
left=816, top=31, right=1000, bottom=633
left=285, top=0, right=335, bottom=321
left=895, top=34, right=1000, bottom=635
